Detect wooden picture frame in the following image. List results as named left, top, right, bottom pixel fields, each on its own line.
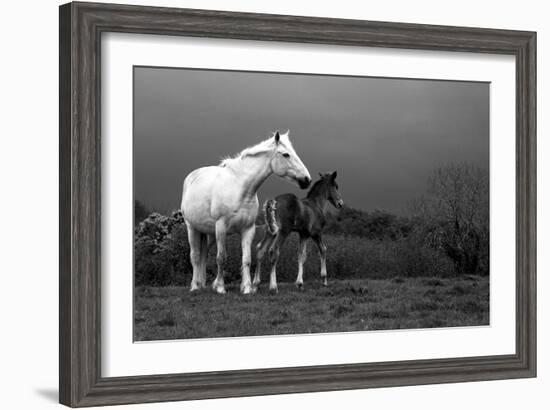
left=59, top=1, right=536, bottom=407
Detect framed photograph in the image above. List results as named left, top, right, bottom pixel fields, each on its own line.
left=59, top=1, right=536, bottom=407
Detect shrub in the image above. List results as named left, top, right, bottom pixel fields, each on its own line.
left=409, top=163, right=489, bottom=275
left=324, top=207, right=413, bottom=240
left=134, top=211, right=190, bottom=286
left=134, top=211, right=456, bottom=286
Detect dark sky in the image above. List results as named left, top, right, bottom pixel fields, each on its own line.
left=134, top=66, right=489, bottom=215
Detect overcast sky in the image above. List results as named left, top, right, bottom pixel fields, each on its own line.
left=134, top=66, right=489, bottom=215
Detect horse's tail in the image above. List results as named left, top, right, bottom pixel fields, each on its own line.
left=263, top=199, right=279, bottom=235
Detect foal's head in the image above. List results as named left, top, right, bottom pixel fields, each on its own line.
left=309, top=171, right=344, bottom=209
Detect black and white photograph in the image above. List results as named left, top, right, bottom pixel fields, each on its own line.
left=133, top=66, right=490, bottom=341
left=1, top=0, right=542, bottom=407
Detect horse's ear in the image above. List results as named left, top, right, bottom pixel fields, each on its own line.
left=331, top=171, right=338, bottom=180
left=274, top=131, right=280, bottom=144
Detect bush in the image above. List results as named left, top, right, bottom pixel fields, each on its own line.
left=324, top=207, right=413, bottom=240
left=274, top=234, right=456, bottom=282
left=134, top=211, right=191, bottom=286
left=409, top=163, right=489, bottom=275
left=134, top=200, right=150, bottom=226
left=134, top=212, right=456, bottom=286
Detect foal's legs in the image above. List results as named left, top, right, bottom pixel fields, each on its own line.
left=212, top=220, right=227, bottom=294
left=295, top=235, right=308, bottom=289
left=253, top=232, right=275, bottom=287
left=240, top=225, right=256, bottom=294
left=268, top=233, right=287, bottom=293
left=313, top=234, right=328, bottom=286
left=187, top=223, right=203, bottom=292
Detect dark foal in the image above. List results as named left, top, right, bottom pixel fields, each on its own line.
left=253, top=171, right=344, bottom=292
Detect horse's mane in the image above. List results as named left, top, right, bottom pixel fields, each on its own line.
left=219, top=132, right=290, bottom=167
left=306, top=178, right=328, bottom=199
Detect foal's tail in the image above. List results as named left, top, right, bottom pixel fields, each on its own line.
left=263, top=199, right=279, bottom=235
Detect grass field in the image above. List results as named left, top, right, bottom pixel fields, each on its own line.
left=134, top=275, right=489, bottom=341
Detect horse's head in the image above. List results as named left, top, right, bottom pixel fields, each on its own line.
left=319, top=171, right=344, bottom=209
left=270, top=130, right=311, bottom=189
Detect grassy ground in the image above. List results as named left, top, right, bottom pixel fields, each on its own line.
left=134, top=275, right=489, bottom=341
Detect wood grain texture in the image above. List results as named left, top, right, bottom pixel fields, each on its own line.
left=59, top=3, right=73, bottom=405
left=59, top=1, right=537, bottom=407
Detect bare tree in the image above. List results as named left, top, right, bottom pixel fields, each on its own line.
left=411, top=163, right=489, bottom=275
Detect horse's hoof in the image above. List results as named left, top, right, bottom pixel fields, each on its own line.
left=295, top=282, right=304, bottom=290
left=269, top=286, right=278, bottom=294
left=322, top=279, right=328, bottom=287
left=212, top=282, right=226, bottom=294
left=241, top=284, right=254, bottom=295
left=190, top=284, right=200, bottom=292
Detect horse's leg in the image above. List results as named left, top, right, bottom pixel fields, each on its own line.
left=313, top=234, right=328, bottom=286
left=186, top=223, right=202, bottom=292
left=212, top=220, right=227, bottom=294
left=253, top=232, right=275, bottom=288
left=240, top=225, right=256, bottom=294
left=206, top=235, right=215, bottom=286
left=295, top=235, right=308, bottom=289
left=268, top=233, right=287, bottom=293
left=198, top=234, right=212, bottom=288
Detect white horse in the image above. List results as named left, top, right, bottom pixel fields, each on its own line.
left=180, top=131, right=311, bottom=294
